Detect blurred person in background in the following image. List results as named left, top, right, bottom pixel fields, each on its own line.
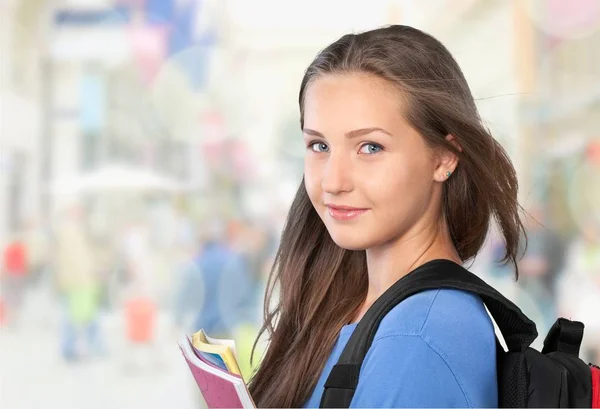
left=119, top=215, right=162, bottom=371
left=224, top=219, right=271, bottom=377
left=244, top=221, right=278, bottom=286
left=173, top=236, right=205, bottom=335
left=185, top=219, right=257, bottom=378
left=53, top=204, right=105, bottom=362
left=557, top=218, right=600, bottom=363
left=226, top=220, right=265, bottom=300
left=191, top=219, right=256, bottom=339
left=171, top=206, right=202, bottom=333
left=174, top=218, right=267, bottom=380
left=1, top=233, right=29, bottom=328
left=515, top=204, right=566, bottom=331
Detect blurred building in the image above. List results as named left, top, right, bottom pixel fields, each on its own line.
left=529, top=4, right=600, bottom=235
left=4, top=0, right=598, bottom=243
left=0, top=0, right=45, bottom=243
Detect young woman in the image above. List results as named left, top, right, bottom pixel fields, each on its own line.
left=248, top=25, right=526, bottom=408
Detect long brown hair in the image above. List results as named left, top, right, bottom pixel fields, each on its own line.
left=248, top=25, right=526, bottom=408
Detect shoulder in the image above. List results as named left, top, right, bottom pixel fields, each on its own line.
left=353, top=289, right=498, bottom=408
left=353, top=333, right=472, bottom=408
left=375, top=288, right=495, bottom=342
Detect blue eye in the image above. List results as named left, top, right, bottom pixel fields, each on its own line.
left=310, top=142, right=329, bottom=153
left=359, top=143, right=383, bottom=154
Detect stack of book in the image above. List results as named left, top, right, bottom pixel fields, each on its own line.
left=179, top=329, right=256, bottom=408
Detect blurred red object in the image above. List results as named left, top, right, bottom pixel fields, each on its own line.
left=127, top=25, right=168, bottom=85
left=2, top=240, right=27, bottom=277
left=125, top=297, right=156, bottom=343
left=586, top=140, right=600, bottom=165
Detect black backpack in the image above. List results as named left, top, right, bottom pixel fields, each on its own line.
left=319, top=259, right=600, bottom=408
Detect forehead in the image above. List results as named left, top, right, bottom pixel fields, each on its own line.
left=303, top=73, right=406, bottom=128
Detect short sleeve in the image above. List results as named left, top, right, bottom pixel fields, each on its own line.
left=349, top=334, right=470, bottom=408
left=348, top=289, right=498, bottom=408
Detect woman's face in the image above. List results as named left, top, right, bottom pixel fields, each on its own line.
left=303, top=73, right=442, bottom=250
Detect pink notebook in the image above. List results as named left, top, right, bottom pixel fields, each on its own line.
left=179, top=337, right=256, bottom=408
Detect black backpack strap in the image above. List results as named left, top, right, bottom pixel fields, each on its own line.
left=542, top=318, right=584, bottom=356
left=319, top=259, right=538, bottom=408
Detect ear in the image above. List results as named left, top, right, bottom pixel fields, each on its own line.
left=434, top=134, right=462, bottom=182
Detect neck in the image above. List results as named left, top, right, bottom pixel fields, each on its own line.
left=362, top=215, right=461, bottom=308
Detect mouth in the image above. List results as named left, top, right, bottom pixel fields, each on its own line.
left=325, top=204, right=369, bottom=221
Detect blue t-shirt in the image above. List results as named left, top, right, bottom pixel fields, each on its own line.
left=303, top=289, right=498, bottom=408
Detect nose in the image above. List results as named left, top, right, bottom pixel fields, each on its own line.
left=321, top=153, right=353, bottom=194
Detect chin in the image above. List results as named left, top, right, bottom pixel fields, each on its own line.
left=327, top=228, right=374, bottom=251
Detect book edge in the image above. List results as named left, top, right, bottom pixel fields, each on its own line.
left=180, top=337, right=256, bottom=407
left=179, top=337, right=243, bottom=384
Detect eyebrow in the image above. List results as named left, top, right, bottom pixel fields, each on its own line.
left=302, top=127, right=393, bottom=139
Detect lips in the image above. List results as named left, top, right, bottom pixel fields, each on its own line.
left=326, top=205, right=369, bottom=221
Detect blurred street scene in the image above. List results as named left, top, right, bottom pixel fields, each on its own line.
left=1, top=0, right=599, bottom=408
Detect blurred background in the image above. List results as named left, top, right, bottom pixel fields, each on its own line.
left=1, top=0, right=599, bottom=408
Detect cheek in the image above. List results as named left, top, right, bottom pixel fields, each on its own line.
left=360, top=159, right=409, bottom=194
left=373, top=176, right=411, bottom=214
left=363, top=157, right=431, bottom=211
